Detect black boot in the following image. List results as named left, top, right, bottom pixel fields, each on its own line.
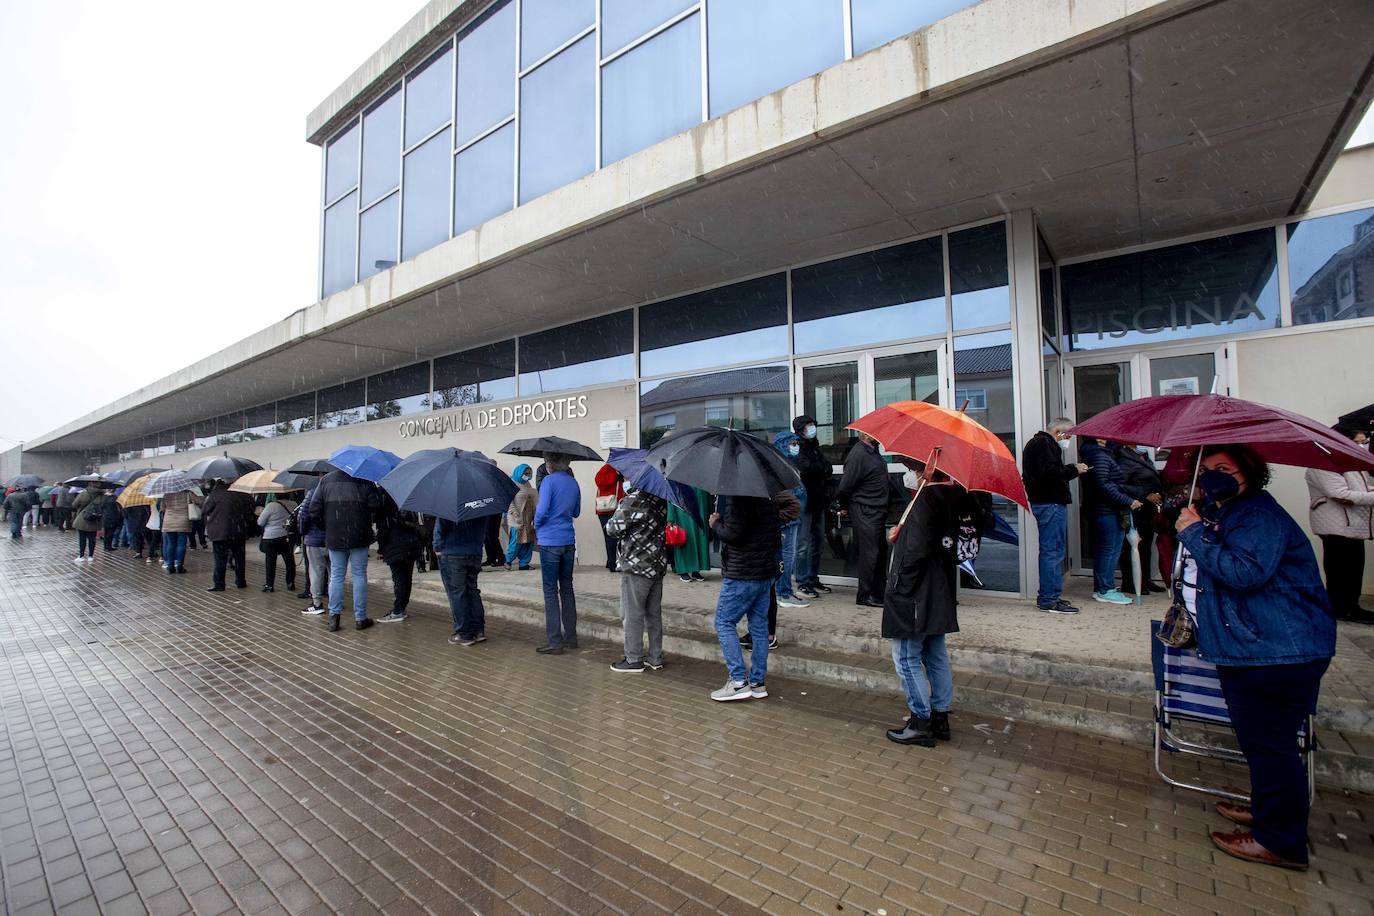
left=930, top=710, right=951, bottom=741
left=886, top=715, right=936, bottom=747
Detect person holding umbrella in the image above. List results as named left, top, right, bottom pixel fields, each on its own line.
left=534, top=454, right=581, bottom=654
left=835, top=432, right=891, bottom=608
left=374, top=494, right=421, bottom=623
left=70, top=486, right=106, bottom=560
left=708, top=490, right=782, bottom=701
left=53, top=483, right=73, bottom=531
left=255, top=493, right=299, bottom=594
left=158, top=481, right=203, bottom=575
left=310, top=463, right=383, bottom=632
left=1305, top=423, right=1374, bottom=624
left=504, top=464, right=536, bottom=570
left=100, top=489, right=125, bottom=552
left=605, top=481, right=669, bottom=673
left=202, top=479, right=257, bottom=592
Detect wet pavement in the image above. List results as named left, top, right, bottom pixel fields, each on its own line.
left=2, top=530, right=1372, bottom=915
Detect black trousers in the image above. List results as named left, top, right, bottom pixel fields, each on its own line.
left=102, top=527, right=117, bottom=551
left=483, top=515, right=504, bottom=565
left=1319, top=535, right=1366, bottom=617
left=388, top=559, right=414, bottom=615
left=598, top=514, right=617, bottom=571
left=191, top=519, right=207, bottom=547
left=261, top=537, right=296, bottom=589
left=77, top=530, right=97, bottom=557
left=212, top=539, right=247, bottom=588
left=850, top=503, right=888, bottom=603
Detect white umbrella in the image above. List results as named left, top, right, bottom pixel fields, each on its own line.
left=1125, top=520, right=1142, bottom=604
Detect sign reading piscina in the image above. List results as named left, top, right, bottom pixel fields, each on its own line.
left=397, top=395, right=589, bottom=439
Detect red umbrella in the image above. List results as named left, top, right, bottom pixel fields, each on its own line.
left=1070, top=394, right=1374, bottom=474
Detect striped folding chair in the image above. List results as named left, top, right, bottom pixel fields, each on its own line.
left=1150, top=622, right=1316, bottom=803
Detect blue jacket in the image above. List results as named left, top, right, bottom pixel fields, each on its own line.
left=1176, top=490, right=1336, bottom=667
left=1080, top=441, right=1134, bottom=515
left=773, top=431, right=807, bottom=518
left=433, top=516, right=488, bottom=556
left=534, top=470, right=580, bottom=547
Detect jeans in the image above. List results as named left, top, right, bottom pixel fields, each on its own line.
left=1031, top=503, right=1067, bottom=605
left=212, top=539, right=247, bottom=588
left=162, top=532, right=187, bottom=569
left=1217, top=659, right=1329, bottom=863
left=388, top=558, right=414, bottom=616
left=775, top=520, right=800, bottom=599
left=505, top=534, right=533, bottom=568
left=8, top=513, right=21, bottom=538
left=439, top=554, right=484, bottom=637
left=539, top=545, right=577, bottom=647
left=77, top=530, right=97, bottom=557
left=305, top=545, right=329, bottom=607
left=715, top=578, right=771, bottom=685
left=328, top=547, right=370, bottom=621
left=891, top=635, right=953, bottom=719
left=1091, top=511, right=1125, bottom=594
left=620, top=573, right=664, bottom=665
left=261, top=537, right=296, bottom=589
left=794, top=511, right=824, bottom=588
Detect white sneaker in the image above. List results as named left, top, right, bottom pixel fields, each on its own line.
left=1093, top=589, right=1133, bottom=605
left=73, top=557, right=84, bottom=565
left=301, top=605, right=327, bottom=615
left=749, top=682, right=769, bottom=699
left=711, top=680, right=752, bottom=702
left=778, top=597, right=810, bottom=608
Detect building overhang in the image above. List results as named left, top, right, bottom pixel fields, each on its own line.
left=28, top=0, right=1374, bottom=453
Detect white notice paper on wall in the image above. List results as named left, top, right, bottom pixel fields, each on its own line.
left=1158, top=377, right=1199, bottom=396
left=599, top=419, right=627, bottom=449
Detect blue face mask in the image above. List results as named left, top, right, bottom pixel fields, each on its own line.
left=803, top=425, right=817, bottom=439
left=787, top=444, right=800, bottom=457
left=1198, top=469, right=1240, bottom=504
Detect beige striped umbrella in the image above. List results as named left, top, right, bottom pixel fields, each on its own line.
left=229, top=469, right=300, bottom=494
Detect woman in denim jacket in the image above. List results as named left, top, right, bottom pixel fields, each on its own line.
left=1175, top=444, right=1335, bottom=871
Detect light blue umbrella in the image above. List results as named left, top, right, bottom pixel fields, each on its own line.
left=328, top=445, right=402, bottom=482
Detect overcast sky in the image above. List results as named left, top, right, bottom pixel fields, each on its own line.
left=0, top=1, right=419, bottom=447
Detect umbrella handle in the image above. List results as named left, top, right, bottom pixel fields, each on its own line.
left=1172, top=449, right=1204, bottom=581
left=888, top=449, right=940, bottom=543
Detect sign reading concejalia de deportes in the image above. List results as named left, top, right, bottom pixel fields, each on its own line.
left=398, top=395, right=589, bottom=439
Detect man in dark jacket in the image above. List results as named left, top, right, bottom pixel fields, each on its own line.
left=708, top=494, right=781, bottom=701
left=202, top=480, right=257, bottom=591
left=100, top=494, right=125, bottom=552
left=1021, top=418, right=1089, bottom=613
left=791, top=414, right=832, bottom=596
left=1115, top=445, right=1165, bottom=594
left=124, top=502, right=151, bottom=559
left=434, top=513, right=489, bottom=646
left=1080, top=439, right=1141, bottom=604
left=375, top=496, right=422, bottom=623
left=308, top=469, right=381, bottom=631
left=835, top=433, right=890, bottom=607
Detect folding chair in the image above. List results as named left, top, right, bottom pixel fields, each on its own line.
left=1150, top=621, right=1316, bottom=803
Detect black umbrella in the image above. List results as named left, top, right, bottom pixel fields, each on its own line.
left=645, top=427, right=801, bottom=498
left=286, top=458, right=336, bottom=475
left=379, top=447, right=518, bottom=523
left=61, top=474, right=118, bottom=489
left=102, top=467, right=164, bottom=486
left=184, top=455, right=264, bottom=481
left=6, top=474, right=44, bottom=488
left=499, top=436, right=601, bottom=461
left=273, top=470, right=324, bottom=491
left=1337, top=404, right=1374, bottom=431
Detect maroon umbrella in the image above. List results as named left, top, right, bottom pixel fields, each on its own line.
left=1070, top=394, right=1374, bottom=474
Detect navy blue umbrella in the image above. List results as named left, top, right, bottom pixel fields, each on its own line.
left=378, top=447, right=518, bottom=523
left=607, top=447, right=703, bottom=524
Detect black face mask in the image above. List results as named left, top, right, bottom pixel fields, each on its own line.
left=1198, top=469, right=1241, bottom=504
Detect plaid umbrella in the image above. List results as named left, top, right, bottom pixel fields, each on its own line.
left=116, top=474, right=157, bottom=508
left=142, top=469, right=200, bottom=497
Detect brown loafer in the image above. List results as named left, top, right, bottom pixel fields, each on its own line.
left=1215, top=801, right=1254, bottom=827
left=1210, top=831, right=1307, bottom=871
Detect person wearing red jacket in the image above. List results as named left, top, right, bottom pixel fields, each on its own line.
left=594, top=463, right=626, bottom=572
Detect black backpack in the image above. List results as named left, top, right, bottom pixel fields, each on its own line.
left=82, top=495, right=104, bottom=523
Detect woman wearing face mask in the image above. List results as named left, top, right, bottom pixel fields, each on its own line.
left=1304, top=424, right=1374, bottom=624
left=504, top=464, right=537, bottom=571
left=1174, top=444, right=1335, bottom=871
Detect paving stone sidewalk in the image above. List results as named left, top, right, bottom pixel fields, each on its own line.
left=2, top=529, right=1372, bottom=915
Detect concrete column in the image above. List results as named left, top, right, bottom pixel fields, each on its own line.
left=1007, top=209, right=1044, bottom=600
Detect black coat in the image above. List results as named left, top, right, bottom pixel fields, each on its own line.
left=712, top=495, right=781, bottom=580
left=100, top=495, right=124, bottom=529
left=376, top=501, right=423, bottom=564
left=124, top=504, right=151, bottom=530
left=835, top=439, right=888, bottom=509
left=882, top=483, right=962, bottom=640
left=1020, top=431, right=1080, bottom=505
left=791, top=415, right=832, bottom=515
left=1115, top=447, right=1163, bottom=502
left=308, top=470, right=381, bottom=550
left=202, top=487, right=257, bottom=541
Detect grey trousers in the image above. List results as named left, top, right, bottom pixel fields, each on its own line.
left=306, top=545, right=329, bottom=607
left=620, top=572, right=664, bottom=665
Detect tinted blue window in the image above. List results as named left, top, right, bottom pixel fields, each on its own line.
left=325, top=122, right=359, bottom=202
left=367, top=362, right=431, bottom=420
left=322, top=192, right=357, bottom=296
left=433, top=340, right=518, bottom=407
left=602, top=0, right=694, bottom=54
left=520, top=0, right=594, bottom=69
left=358, top=192, right=399, bottom=280
left=275, top=393, right=316, bottom=435
left=707, top=0, right=843, bottom=117
left=639, top=274, right=787, bottom=376
left=519, top=311, right=634, bottom=395
left=1287, top=207, right=1374, bottom=325
left=519, top=35, right=595, bottom=204
left=404, top=45, right=453, bottom=148
left=456, top=1, right=515, bottom=147
left=851, top=0, right=975, bottom=55
left=950, top=222, right=1010, bottom=331
left=360, top=88, right=401, bottom=203
left=401, top=129, right=451, bottom=261
left=602, top=13, right=701, bottom=165
left=454, top=123, right=514, bottom=235
left=317, top=380, right=366, bottom=428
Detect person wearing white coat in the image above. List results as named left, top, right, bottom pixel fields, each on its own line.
left=1305, top=424, right=1374, bottom=624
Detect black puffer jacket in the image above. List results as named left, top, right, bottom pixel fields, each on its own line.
left=1021, top=430, right=1080, bottom=505
left=202, top=485, right=257, bottom=541
left=791, top=414, right=831, bottom=516
left=308, top=470, right=381, bottom=550
left=1080, top=441, right=1135, bottom=515
left=1115, top=447, right=1163, bottom=502
left=712, top=495, right=781, bottom=581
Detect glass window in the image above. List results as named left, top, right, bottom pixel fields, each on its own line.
left=153, top=431, right=174, bottom=458
left=950, top=222, right=1009, bottom=331
left=317, top=380, right=366, bottom=428
left=519, top=35, right=595, bottom=204
left=639, top=273, right=787, bottom=377
left=874, top=350, right=940, bottom=412
left=801, top=360, right=860, bottom=466
left=707, top=0, right=843, bottom=118
left=321, top=192, right=358, bottom=296
left=520, top=0, right=594, bottom=69
left=454, top=123, right=514, bottom=235
left=519, top=311, right=634, bottom=395
left=242, top=404, right=277, bottom=441
left=216, top=413, right=244, bottom=446
left=954, top=330, right=1019, bottom=593
left=359, top=192, right=399, bottom=280
left=851, top=0, right=975, bottom=55
left=432, top=339, right=518, bottom=408
left=640, top=364, right=790, bottom=447
left=1039, top=232, right=1057, bottom=343
left=367, top=362, right=431, bottom=420
left=1287, top=207, right=1374, bottom=325
left=602, top=13, right=701, bottom=166
left=325, top=122, right=359, bottom=203
left=456, top=0, right=516, bottom=147
left=1149, top=352, right=1216, bottom=398
left=192, top=420, right=217, bottom=451
left=361, top=87, right=401, bottom=203
left=173, top=427, right=194, bottom=453
left=275, top=393, right=316, bottom=436
left=792, top=236, right=946, bottom=352
left=404, top=45, right=453, bottom=149
left=1062, top=229, right=1281, bottom=350
left=603, top=0, right=694, bottom=55
left=402, top=128, right=452, bottom=261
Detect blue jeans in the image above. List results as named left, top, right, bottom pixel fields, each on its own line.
left=775, top=520, right=800, bottom=598
left=1031, top=503, right=1067, bottom=605
left=162, top=532, right=188, bottom=570
left=539, top=545, right=577, bottom=647
left=505, top=534, right=533, bottom=568
left=891, top=635, right=952, bottom=719
left=1092, top=512, right=1125, bottom=594
left=7, top=513, right=21, bottom=538
left=328, top=547, right=370, bottom=621
left=438, top=553, right=485, bottom=638
left=794, top=512, right=824, bottom=587
left=715, top=578, right=771, bottom=685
